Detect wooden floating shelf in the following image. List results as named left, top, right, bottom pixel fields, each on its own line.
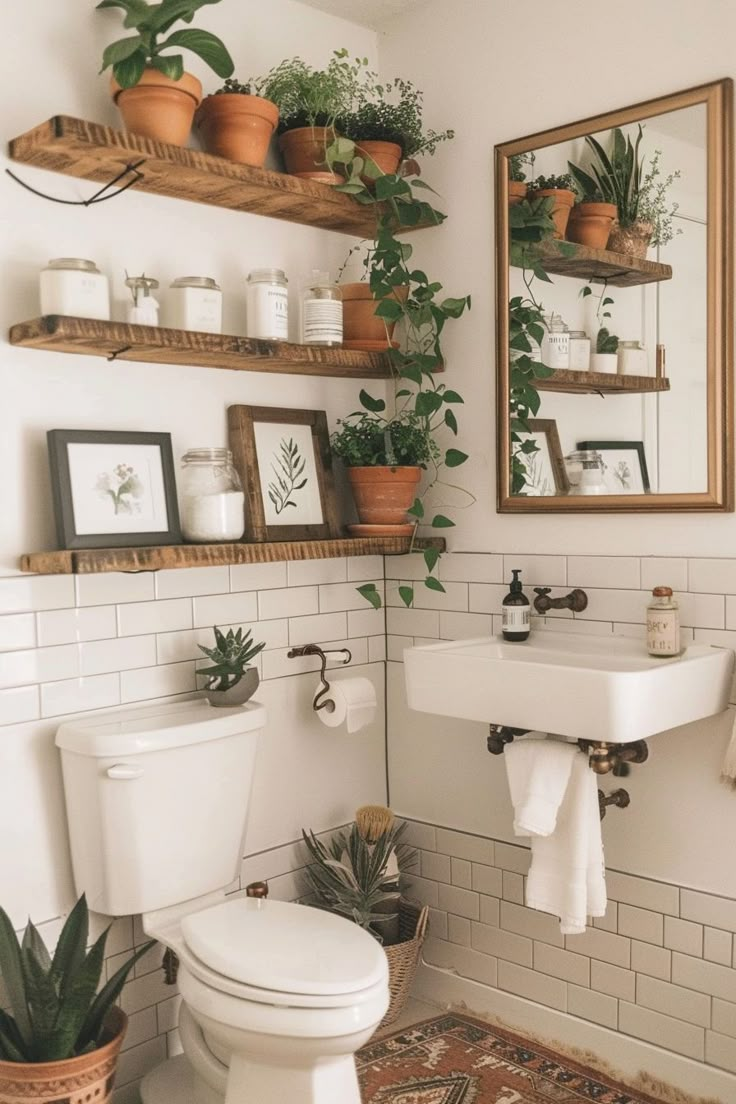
left=517, top=241, right=673, bottom=288
left=7, top=116, right=431, bottom=238
left=20, top=536, right=446, bottom=576
left=535, top=368, right=671, bottom=395
left=9, top=316, right=399, bottom=379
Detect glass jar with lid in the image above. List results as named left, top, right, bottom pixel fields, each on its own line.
left=646, top=586, right=680, bottom=657
left=617, top=340, right=648, bottom=376
left=40, top=258, right=110, bottom=320
left=169, top=277, right=222, bottom=334
left=301, top=270, right=343, bottom=346
left=125, top=275, right=160, bottom=326
left=246, top=268, right=289, bottom=340
left=564, top=449, right=606, bottom=495
left=180, top=449, right=245, bottom=543
left=568, top=330, right=591, bottom=372
left=540, top=312, right=569, bottom=369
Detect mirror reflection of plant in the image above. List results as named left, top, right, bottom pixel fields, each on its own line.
left=529, top=172, right=574, bottom=192
left=325, top=138, right=471, bottom=608
left=509, top=152, right=534, bottom=183
left=580, top=280, right=619, bottom=354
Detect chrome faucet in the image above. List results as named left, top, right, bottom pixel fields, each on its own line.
left=533, top=587, right=588, bottom=615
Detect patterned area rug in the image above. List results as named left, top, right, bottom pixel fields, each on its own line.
left=357, top=1013, right=667, bottom=1104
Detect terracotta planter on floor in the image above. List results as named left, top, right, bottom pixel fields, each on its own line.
left=346, top=466, right=421, bottom=535
left=278, top=126, right=343, bottom=182
left=341, top=282, right=408, bottom=350
left=607, top=219, right=653, bottom=259
left=566, top=201, right=617, bottom=249
left=0, top=1007, right=127, bottom=1104
left=112, top=69, right=202, bottom=146
left=196, top=93, right=279, bottom=166
left=356, top=140, right=403, bottom=181
left=508, top=180, right=527, bottom=206
left=532, top=187, right=576, bottom=239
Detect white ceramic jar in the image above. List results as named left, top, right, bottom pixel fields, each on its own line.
left=246, top=269, right=289, bottom=340
left=540, top=313, right=569, bottom=369
left=169, top=277, right=222, bottom=334
left=180, top=449, right=245, bottom=543
left=301, top=270, right=343, bottom=346
left=40, top=258, right=110, bottom=320
left=568, top=330, right=591, bottom=371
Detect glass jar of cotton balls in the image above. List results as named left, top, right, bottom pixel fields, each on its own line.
left=180, top=449, right=245, bottom=542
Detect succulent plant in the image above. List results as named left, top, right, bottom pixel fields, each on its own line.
left=197, top=626, right=265, bottom=691
left=0, top=894, right=154, bottom=1063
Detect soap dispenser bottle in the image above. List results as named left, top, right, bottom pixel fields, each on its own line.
left=502, top=569, right=530, bottom=642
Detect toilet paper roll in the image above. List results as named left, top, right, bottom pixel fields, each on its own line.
left=316, top=677, right=377, bottom=733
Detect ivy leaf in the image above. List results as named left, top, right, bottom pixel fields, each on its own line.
left=357, top=583, right=382, bottom=610
left=445, top=449, right=468, bottom=468
left=440, top=296, right=469, bottom=318
left=423, top=546, right=440, bottom=573
left=580, top=285, right=593, bottom=298
left=398, top=585, right=414, bottom=608
left=442, top=390, right=464, bottom=404
left=431, top=515, right=455, bottom=528
left=416, top=390, right=443, bottom=416
left=406, top=497, right=424, bottom=519
left=444, top=409, right=458, bottom=435
left=424, top=576, right=446, bottom=593
left=359, top=389, right=386, bottom=413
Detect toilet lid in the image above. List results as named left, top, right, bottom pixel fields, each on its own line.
left=181, top=898, right=388, bottom=997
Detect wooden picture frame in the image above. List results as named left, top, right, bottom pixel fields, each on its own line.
left=228, top=405, right=340, bottom=542
left=577, top=439, right=651, bottom=494
left=520, top=419, right=570, bottom=496
left=47, top=429, right=181, bottom=549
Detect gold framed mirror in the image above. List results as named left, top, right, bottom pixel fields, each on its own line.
left=496, top=79, right=733, bottom=512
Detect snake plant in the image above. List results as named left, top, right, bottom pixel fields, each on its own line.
left=0, top=894, right=154, bottom=1063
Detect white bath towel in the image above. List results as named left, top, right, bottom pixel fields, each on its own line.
left=505, top=737, right=606, bottom=935
left=720, top=706, right=736, bottom=787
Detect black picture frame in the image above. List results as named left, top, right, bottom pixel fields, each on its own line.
left=577, top=439, right=651, bottom=494
left=47, top=430, right=182, bottom=549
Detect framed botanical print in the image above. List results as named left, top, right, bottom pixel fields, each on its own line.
left=228, top=405, right=340, bottom=542
left=577, top=440, right=651, bottom=494
left=517, top=419, right=570, bottom=496
left=47, top=430, right=181, bottom=549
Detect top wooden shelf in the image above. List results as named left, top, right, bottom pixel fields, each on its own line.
left=516, top=240, right=673, bottom=288
left=8, top=116, right=425, bottom=238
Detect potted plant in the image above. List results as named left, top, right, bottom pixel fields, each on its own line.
left=98, top=0, right=234, bottom=147
left=565, top=176, right=617, bottom=250
left=0, top=894, right=153, bottom=1104
left=261, top=50, right=364, bottom=182
left=196, top=77, right=279, bottom=166
left=302, top=806, right=427, bottom=1027
left=582, top=282, right=618, bottom=373
left=529, top=172, right=576, bottom=239
left=197, top=625, right=265, bottom=707
left=508, top=152, right=533, bottom=206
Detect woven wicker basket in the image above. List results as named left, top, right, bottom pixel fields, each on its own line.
left=379, top=899, right=429, bottom=1028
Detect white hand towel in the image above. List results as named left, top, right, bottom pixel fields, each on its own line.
left=505, top=738, right=606, bottom=935
left=720, top=706, right=736, bottom=787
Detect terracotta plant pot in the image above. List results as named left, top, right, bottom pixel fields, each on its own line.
left=278, top=126, right=342, bottom=182
left=355, top=140, right=403, bottom=181
left=341, top=282, right=408, bottom=350
left=347, top=466, right=421, bottom=528
left=196, top=93, right=279, bottom=166
left=607, top=219, right=653, bottom=259
left=508, top=180, right=527, bottom=206
left=532, top=187, right=576, bottom=239
left=205, top=667, right=259, bottom=708
left=566, top=201, right=617, bottom=249
left=0, top=1007, right=127, bottom=1104
left=112, top=69, right=202, bottom=146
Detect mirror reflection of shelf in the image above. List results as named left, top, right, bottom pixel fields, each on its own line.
left=514, top=240, right=673, bottom=288
left=535, top=368, right=671, bottom=395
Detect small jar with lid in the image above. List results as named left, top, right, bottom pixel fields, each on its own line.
left=180, top=449, right=245, bottom=543
left=540, top=312, right=569, bottom=369
left=40, top=258, right=110, bottom=320
left=169, top=277, right=222, bottom=334
left=246, top=268, right=289, bottom=340
left=565, top=449, right=606, bottom=495
left=647, top=586, right=680, bottom=657
left=568, top=330, right=591, bottom=371
left=618, top=340, right=648, bottom=376
left=301, top=270, right=343, bottom=346
left=125, top=275, right=160, bottom=326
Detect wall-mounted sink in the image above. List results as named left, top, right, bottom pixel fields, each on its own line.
left=404, top=630, right=733, bottom=743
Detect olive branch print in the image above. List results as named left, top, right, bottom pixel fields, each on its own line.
left=267, top=437, right=308, bottom=514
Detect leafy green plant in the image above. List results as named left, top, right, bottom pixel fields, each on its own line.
left=213, top=76, right=262, bottom=96
left=301, top=821, right=412, bottom=942
left=530, top=172, right=574, bottom=192
left=509, top=152, right=533, bottom=183
left=262, top=49, right=366, bottom=133
left=197, top=626, right=265, bottom=691
left=339, top=76, right=453, bottom=159
left=581, top=280, right=618, bottom=354
left=330, top=407, right=435, bottom=468
left=596, top=327, right=619, bottom=354
left=637, top=148, right=682, bottom=248
left=97, top=0, right=234, bottom=89
left=0, top=894, right=153, bottom=1063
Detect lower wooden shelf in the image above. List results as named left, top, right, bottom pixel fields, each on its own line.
left=20, top=536, right=445, bottom=576
left=535, top=369, right=670, bottom=395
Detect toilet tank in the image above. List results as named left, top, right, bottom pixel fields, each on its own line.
left=56, top=700, right=265, bottom=916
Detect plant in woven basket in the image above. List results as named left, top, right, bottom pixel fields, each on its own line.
left=0, top=894, right=154, bottom=1062
left=197, top=626, right=265, bottom=692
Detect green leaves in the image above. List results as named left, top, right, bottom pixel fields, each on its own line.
left=445, top=448, right=468, bottom=468
left=100, top=33, right=144, bottom=71
left=159, top=28, right=234, bottom=78
left=398, top=585, right=415, bottom=608
left=357, top=583, right=382, bottom=609
left=423, top=546, right=440, bottom=573
left=149, top=53, right=184, bottom=80
left=424, top=576, right=445, bottom=593
left=98, top=0, right=233, bottom=82
left=112, top=51, right=147, bottom=88
left=359, top=390, right=386, bottom=413
left=197, top=625, right=265, bottom=690
left=431, top=514, right=455, bottom=528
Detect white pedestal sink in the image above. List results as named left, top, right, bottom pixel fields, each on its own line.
left=404, top=630, right=733, bottom=743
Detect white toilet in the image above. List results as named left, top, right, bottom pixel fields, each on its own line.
left=55, top=699, right=389, bottom=1104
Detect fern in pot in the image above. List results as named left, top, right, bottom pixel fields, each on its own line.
left=0, top=894, right=154, bottom=1104
left=197, top=625, right=265, bottom=707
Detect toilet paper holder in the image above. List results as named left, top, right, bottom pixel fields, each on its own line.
left=287, top=643, right=352, bottom=711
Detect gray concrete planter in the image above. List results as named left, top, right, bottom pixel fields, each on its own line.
left=205, top=666, right=259, bottom=707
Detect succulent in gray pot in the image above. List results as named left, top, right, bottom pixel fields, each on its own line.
left=197, top=625, right=265, bottom=707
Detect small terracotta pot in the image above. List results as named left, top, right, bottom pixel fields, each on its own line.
left=278, top=126, right=342, bottom=182
left=508, top=180, right=527, bottom=206
left=196, top=93, right=279, bottom=166
left=566, top=201, right=617, bottom=249
left=607, top=219, right=653, bottom=259
left=347, top=466, right=421, bottom=527
left=204, top=667, right=259, bottom=707
left=355, top=140, right=403, bottom=181
left=0, top=1007, right=127, bottom=1104
left=112, top=69, right=202, bottom=146
left=532, top=187, right=576, bottom=239
left=341, top=282, right=408, bottom=350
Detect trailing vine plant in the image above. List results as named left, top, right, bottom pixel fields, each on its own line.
left=326, top=138, right=471, bottom=608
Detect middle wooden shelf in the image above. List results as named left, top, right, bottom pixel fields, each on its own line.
left=9, top=315, right=400, bottom=379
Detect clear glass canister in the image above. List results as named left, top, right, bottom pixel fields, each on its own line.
left=565, top=449, right=606, bottom=494
left=647, top=586, right=680, bottom=657
left=617, top=340, right=648, bottom=376
left=40, top=258, right=110, bottom=320
left=301, top=269, right=343, bottom=346
left=568, top=330, right=591, bottom=371
left=170, top=277, right=222, bottom=334
left=540, top=312, right=569, bottom=369
left=180, top=449, right=245, bottom=543
left=246, top=268, right=289, bottom=340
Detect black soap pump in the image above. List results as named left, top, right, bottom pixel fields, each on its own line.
left=502, top=569, right=530, bottom=642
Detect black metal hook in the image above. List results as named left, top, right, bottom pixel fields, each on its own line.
left=287, top=643, right=352, bottom=711
left=5, top=160, right=146, bottom=206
